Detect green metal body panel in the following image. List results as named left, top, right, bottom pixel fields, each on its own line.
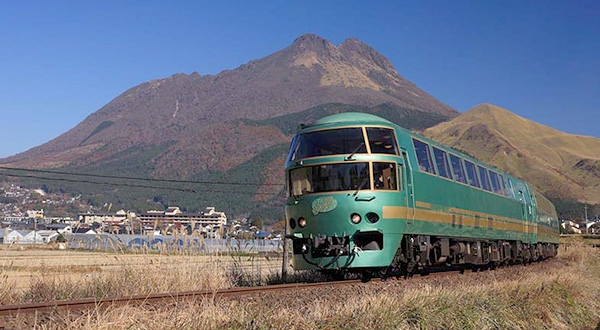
left=285, top=113, right=560, bottom=271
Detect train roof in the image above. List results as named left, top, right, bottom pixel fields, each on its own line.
left=312, top=112, right=393, bottom=126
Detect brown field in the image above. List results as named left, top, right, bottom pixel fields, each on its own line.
left=0, top=244, right=283, bottom=303
left=0, top=238, right=599, bottom=330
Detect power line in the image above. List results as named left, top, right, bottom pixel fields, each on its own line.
left=0, top=166, right=285, bottom=186
left=0, top=173, right=195, bottom=193
left=0, top=173, right=283, bottom=195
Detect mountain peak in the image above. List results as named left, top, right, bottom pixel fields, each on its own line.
left=340, top=37, right=364, bottom=46
left=291, top=33, right=335, bottom=51
left=469, top=103, right=511, bottom=114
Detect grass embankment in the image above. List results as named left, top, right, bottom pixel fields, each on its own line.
left=1, top=241, right=599, bottom=329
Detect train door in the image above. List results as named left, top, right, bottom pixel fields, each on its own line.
left=400, top=148, right=415, bottom=219
left=526, top=186, right=538, bottom=242
left=518, top=189, right=533, bottom=243
left=517, top=190, right=527, bottom=237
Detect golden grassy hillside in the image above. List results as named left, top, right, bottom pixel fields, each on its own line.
left=423, top=104, right=600, bottom=204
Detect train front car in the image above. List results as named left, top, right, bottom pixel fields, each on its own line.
left=285, top=113, right=406, bottom=278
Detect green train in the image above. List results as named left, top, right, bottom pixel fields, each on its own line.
left=284, top=112, right=560, bottom=279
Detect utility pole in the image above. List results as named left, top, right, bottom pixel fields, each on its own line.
left=584, top=204, right=589, bottom=235
left=281, top=220, right=288, bottom=282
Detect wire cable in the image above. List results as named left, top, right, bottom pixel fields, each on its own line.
left=0, top=173, right=283, bottom=195
left=0, top=166, right=284, bottom=186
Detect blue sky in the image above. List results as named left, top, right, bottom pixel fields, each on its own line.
left=0, top=0, right=598, bottom=158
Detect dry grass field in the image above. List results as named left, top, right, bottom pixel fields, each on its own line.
left=0, top=245, right=283, bottom=305
left=1, top=238, right=599, bottom=330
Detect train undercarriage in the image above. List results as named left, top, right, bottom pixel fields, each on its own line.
left=321, top=235, right=559, bottom=282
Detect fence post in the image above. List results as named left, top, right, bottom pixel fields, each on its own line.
left=281, top=223, right=288, bottom=281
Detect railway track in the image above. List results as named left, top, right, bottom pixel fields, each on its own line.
left=0, top=271, right=459, bottom=316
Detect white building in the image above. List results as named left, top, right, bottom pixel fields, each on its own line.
left=25, top=230, right=59, bottom=244
left=46, top=223, right=72, bottom=234
left=77, top=210, right=133, bottom=225
left=3, top=230, right=59, bottom=244
left=139, top=206, right=227, bottom=232
left=4, top=230, right=31, bottom=244
left=26, top=210, right=44, bottom=219
left=561, top=220, right=582, bottom=234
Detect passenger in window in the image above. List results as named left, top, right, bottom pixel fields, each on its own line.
left=374, top=163, right=397, bottom=190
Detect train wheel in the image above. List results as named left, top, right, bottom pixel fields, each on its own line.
left=361, top=271, right=372, bottom=283
left=378, top=268, right=390, bottom=280
left=323, top=270, right=346, bottom=281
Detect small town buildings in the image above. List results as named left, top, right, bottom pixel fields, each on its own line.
left=587, top=221, right=599, bottom=235
left=2, top=215, right=25, bottom=222
left=72, top=227, right=97, bottom=235
left=26, top=210, right=44, bottom=219
left=138, top=206, right=227, bottom=233
left=77, top=210, right=133, bottom=225
left=561, top=220, right=582, bottom=234
left=4, top=230, right=30, bottom=244
left=27, top=230, right=60, bottom=244
left=3, top=230, right=59, bottom=244
left=45, top=223, right=72, bottom=234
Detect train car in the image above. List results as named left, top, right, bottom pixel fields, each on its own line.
left=284, top=112, right=559, bottom=279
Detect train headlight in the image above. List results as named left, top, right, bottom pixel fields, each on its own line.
left=298, top=217, right=307, bottom=228
left=350, top=213, right=362, bottom=224
left=289, top=218, right=296, bottom=229
left=366, top=212, right=379, bottom=223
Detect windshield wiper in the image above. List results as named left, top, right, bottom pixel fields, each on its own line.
left=345, top=142, right=365, bottom=161
left=353, top=175, right=369, bottom=196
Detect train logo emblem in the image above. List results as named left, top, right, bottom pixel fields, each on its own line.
left=311, top=196, right=337, bottom=215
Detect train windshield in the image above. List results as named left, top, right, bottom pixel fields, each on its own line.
left=289, top=162, right=370, bottom=196
left=288, top=128, right=366, bottom=161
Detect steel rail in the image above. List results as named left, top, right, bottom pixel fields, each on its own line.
left=0, top=280, right=362, bottom=316
left=0, top=270, right=462, bottom=316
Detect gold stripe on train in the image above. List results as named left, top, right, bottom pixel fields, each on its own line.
left=382, top=206, right=557, bottom=235
left=409, top=201, right=533, bottom=227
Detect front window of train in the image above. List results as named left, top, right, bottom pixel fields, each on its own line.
left=288, top=127, right=366, bottom=161
left=289, top=163, right=370, bottom=197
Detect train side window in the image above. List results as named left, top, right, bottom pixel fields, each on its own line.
left=366, top=128, right=399, bottom=155
left=449, top=154, right=467, bottom=184
left=412, top=139, right=436, bottom=174
left=489, top=171, right=502, bottom=195
left=463, top=160, right=480, bottom=188
left=432, top=147, right=452, bottom=179
left=507, top=178, right=516, bottom=199
left=373, top=162, right=397, bottom=190
left=498, top=174, right=508, bottom=196
left=397, top=165, right=403, bottom=190
left=477, top=166, right=492, bottom=192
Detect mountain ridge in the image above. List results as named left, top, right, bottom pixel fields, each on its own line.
left=1, top=34, right=456, bottom=169
left=423, top=103, right=600, bottom=205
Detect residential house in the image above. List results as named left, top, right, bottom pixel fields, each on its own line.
left=45, top=223, right=72, bottom=234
